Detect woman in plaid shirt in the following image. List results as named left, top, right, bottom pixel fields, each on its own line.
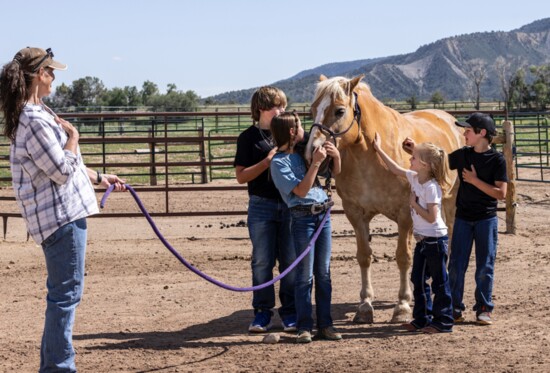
left=1, top=47, right=126, bottom=373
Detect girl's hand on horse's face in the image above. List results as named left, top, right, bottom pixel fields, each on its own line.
left=312, top=146, right=327, bottom=163
left=323, top=141, right=340, bottom=158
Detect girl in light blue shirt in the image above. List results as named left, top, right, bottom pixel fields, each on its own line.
left=270, top=112, right=343, bottom=343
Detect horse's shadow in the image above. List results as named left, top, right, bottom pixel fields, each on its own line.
left=75, top=300, right=407, bottom=352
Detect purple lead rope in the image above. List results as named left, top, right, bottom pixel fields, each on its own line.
left=100, top=184, right=330, bottom=292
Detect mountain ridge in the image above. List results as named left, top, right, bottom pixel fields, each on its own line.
left=208, top=18, right=550, bottom=104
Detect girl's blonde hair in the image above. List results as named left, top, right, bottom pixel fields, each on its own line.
left=415, top=142, right=452, bottom=196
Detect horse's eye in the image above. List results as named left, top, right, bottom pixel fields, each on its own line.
left=335, top=108, right=345, bottom=118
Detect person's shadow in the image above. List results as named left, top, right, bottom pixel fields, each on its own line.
left=74, top=301, right=413, bottom=372
left=75, top=300, right=406, bottom=350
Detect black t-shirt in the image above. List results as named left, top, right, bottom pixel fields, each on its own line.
left=234, top=125, right=282, bottom=200
left=449, top=146, right=508, bottom=221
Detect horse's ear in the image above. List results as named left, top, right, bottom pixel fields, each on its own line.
left=349, top=75, right=365, bottom=92
left=319, top=74, right=328, bottom=81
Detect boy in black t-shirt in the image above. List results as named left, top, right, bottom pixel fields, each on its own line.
left=234, top=86, right=297, bottom=333
left=403, top=113, right=508, bottom=326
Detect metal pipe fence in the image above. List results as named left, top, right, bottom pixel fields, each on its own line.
left=0, top=110, right=548, bottom=238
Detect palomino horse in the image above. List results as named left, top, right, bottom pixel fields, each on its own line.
left=306, top=75, right=464, bottom=323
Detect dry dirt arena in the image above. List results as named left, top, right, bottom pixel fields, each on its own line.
left=1, top=179, right=549, bottom=373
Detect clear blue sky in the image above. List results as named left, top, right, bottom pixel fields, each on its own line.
left=1, top=0, right=549, bottom=97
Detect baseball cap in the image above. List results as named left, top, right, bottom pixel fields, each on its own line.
left=455, top=112, right=496, bottom=135
left=13, top=47, right=67, bottom=73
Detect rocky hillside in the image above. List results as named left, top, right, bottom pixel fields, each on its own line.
left=208, top=18, right=550, bottom=104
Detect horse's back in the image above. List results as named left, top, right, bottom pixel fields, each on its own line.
left=401, top=109, right=463, bottom=150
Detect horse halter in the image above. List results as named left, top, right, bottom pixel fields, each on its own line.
left=309, top=92, right=362, bottom=142
left=307, top=92, right=362, bottom=200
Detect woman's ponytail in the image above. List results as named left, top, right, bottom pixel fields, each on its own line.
left=0, top=60, right=33, bottom=141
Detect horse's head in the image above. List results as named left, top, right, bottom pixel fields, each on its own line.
left=305, top=75, right=365, bottom=164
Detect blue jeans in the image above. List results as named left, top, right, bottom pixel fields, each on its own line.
left=248, top=195, right=296, bottom=318
left=40, top=218, right=87, bottom=373
left=291, top=210, right=333, bottom=331
left=410, top=236, right=453, bottom=332
left=449, top=216, right=498, bottom=314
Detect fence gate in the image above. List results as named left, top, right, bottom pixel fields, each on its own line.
left=511, top=113, right=550, bottom=183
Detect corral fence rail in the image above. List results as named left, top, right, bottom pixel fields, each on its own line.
left=1, top=109, right=547, bottom=238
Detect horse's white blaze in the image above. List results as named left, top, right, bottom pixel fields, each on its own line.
left=314, top=95, right=331, bottom=124
left=305, top=94, right=331, bottom=163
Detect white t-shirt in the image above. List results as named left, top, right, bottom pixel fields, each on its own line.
left=405, top=170, right=447, bottom=238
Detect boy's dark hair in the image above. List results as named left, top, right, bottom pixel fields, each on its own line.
left=270, top=111, right=300, bottom=148
left=473, top=126, right=494, bottom=144
left=455, top=112, right=496, bottom=144
left=250, top=86, right=287, bottom=122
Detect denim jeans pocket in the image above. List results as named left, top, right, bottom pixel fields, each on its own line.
left=42, top=225, right=67, bottom=248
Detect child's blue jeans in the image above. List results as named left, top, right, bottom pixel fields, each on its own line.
left=410, top=235, right=453, bottom=332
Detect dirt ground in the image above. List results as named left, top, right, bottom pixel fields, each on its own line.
left=1, top=179, right=550, bottom=373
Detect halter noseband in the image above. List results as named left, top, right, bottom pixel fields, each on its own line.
left=310, top=91, right=362, bottom=142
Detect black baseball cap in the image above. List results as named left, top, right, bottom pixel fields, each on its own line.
left=455, top=112, right=496, bottom=135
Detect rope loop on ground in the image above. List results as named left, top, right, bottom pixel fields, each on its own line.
left=100, top=184, right=329, bottom=292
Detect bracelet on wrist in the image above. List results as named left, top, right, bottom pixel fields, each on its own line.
left=313, top=162, right=321, bottom=168
left=95, top=170, right=103, bottom=185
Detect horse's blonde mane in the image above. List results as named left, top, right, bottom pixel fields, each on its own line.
left=313, top=76, right=370, bottom=103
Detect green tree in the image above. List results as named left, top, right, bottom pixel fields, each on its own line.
left=141, top=80, right=159, bottom=106
left=70, top=77, right=106, bottom=107
left=406, top=95, right=417, bottom=110
left=529, top=64, right=550, bottom=110
left=509, top=69, right=528, bottom=110
left=166, top=83, right=177, bottom=94
left=429, top=91, right=445, bottom=108
left=102, top=87, right=127, bottom=107
left=124, top=86, right=142, bottom=107
left=148, top=89, right=199, bottom=112
left=46, top=83, right=72, bottom=109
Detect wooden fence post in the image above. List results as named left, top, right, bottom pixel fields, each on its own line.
left=502, top=120, right=516, bottom=234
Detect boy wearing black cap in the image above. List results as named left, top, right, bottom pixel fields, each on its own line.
left=403, top=112, right=508, bottom=326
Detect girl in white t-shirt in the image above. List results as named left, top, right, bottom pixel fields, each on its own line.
left=373, top=132, right=454, bottom=333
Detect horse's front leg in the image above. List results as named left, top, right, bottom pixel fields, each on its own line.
left=346, top=206, right=375, bottom=323
left=391, top=212, right=413, bottom=323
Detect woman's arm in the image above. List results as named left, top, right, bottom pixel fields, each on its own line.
left=87, top=168, right=127, bottom=191
left=56, top=116, right=79, bottom=155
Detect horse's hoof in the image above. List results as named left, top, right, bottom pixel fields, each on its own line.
left=390, top=304, right=412, bottom=323
left=353, top=304, right=374, bottom=324
left=353, top=312, right=374, bottom=324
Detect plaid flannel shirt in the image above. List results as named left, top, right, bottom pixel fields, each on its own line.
left=10, top=104, right=99, bottom=244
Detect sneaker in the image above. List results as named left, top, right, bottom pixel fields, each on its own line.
left=281, top=315, right=297, bottom=332
left=248, top=310, right=272, bottom=333
left=453, top=309, right=465, bottom=323
left=317, top=326, right=342, bottom=341
left=476, top=312, right=493, bottom=325
left=296, top=330, right=312, bottom=343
